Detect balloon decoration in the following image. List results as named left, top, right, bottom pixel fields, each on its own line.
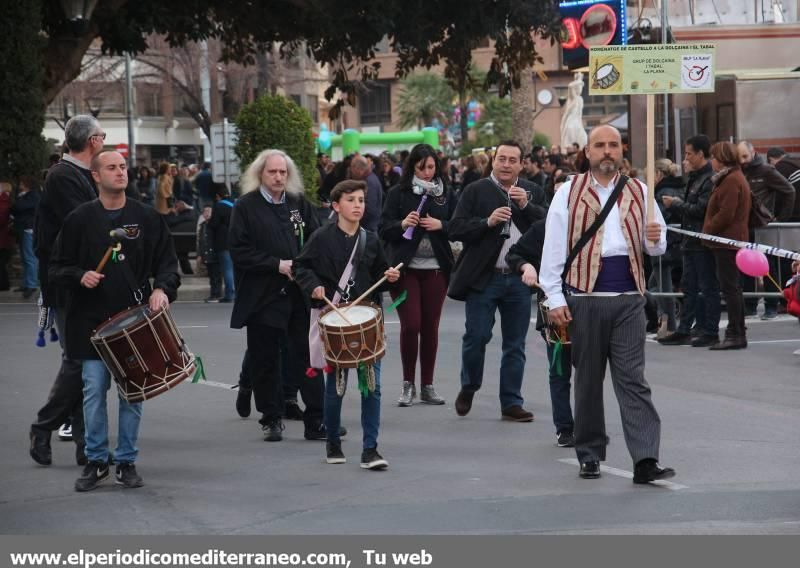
left=317, top=123, right=332, bottom=152
left=735, top=248, right=769, bottom=277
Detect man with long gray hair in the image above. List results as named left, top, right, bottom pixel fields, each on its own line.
left=229, top=149, right=328, bottom=443
left=29, top=115, right=105, bottom=467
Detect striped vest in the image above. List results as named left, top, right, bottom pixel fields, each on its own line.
left=564, top=172, right=647, bottom=294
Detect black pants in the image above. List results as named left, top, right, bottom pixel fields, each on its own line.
left=30, top=309, right=85, bottom=445
left=207, top=261, right=221, bottom=298
left=245, top=300, right=322, bottom=426
left=238, top=340, right=299, bottom=402
left=0, top=249, right=10, bottom=290
left=714, top=248, right=747, bottom=340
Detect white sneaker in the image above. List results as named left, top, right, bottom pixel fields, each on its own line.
left=793, top=348, right=800, bottom=357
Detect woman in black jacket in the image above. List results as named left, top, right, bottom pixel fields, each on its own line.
left=380, top=144, right=456, bottom=407
left=11, top=176, right=41, bottom=296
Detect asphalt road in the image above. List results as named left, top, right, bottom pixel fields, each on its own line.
left=1, top=299, right=799, bottom=535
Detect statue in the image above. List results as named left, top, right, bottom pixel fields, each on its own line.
left=560, top=72, right=588, bottom=151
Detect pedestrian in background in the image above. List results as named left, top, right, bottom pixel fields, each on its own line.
left=705, top=142, right=751, bottom=350
left=11, top=175, right=41, bottom=298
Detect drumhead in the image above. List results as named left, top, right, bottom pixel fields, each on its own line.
left=320, top=305, right=377, bottom=327
left=96, top=305, right=151, bottom=338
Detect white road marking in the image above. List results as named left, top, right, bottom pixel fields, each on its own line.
left=178, top=325, right=209, bottom=329
left=558, top=458, right=688, bottom=490
left=194, top=379, right=237, bottom=390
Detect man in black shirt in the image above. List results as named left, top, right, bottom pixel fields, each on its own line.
left=229, top=149, right=326, bottom=442
left=29, top=115, right=104, bottom=467
left=49, top=151, right=179, bottom=491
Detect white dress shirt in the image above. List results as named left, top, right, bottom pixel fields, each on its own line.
left=540, top=174, right=667, bottom=309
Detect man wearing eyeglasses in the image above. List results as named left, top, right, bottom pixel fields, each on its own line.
left=29, top=115, right=106, bottom=469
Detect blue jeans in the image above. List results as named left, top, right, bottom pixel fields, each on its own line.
left=81, top=359, right=143, bottom=464
left=460, top=272, right=532, bottom=409
left=218, top=250, right=235, bottom=300
left=324, top=360, right=381, bottom=449
left=546, top=342, right=574, bottom=434
left=19, top=229, right=38, bottom=289
left=679, top=249, right=720, bottom=336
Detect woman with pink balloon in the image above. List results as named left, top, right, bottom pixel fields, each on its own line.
left=702, top=142, right=752, bottom=350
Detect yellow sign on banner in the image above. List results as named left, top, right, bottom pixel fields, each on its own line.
left=588, top=43, right=716, bottom=95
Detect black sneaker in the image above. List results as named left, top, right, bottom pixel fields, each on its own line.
left=326, top=441, right=346, bottom=464
left=305, top=422, right=348, bottom=440
left=235, top=386, right=252, bottom=418
left=29, top=428, right=52, bottom=466
left=360, top=447, right=388, bottom=470
left=657, top=331, right=692, bottom=345
left=115, top=463, right=144, bottom=488
left=262, top=419, right=284, bottom=442
left=204, top=296, right=221, bottom=303
left=75, top=461, right=110, bottom=492
left=556, top=431, right=575, bottom=447
left=284, top=400, right=304, bottom=421
left=75, top=442, right=87, bottom=466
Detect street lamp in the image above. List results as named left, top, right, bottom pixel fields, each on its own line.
left=59, top=0, right=99, bottom=22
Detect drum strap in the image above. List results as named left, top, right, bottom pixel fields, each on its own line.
left=335, top=227, right=367, bottom=302
left=118, top=255, right=145, bottom=305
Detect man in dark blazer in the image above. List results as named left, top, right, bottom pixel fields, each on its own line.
left=229, top=149, right=324, bottom=443
left=448, top=140, right=547, bottom=422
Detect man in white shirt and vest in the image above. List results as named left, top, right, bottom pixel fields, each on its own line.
left=540, top=125, right=676, bottom=484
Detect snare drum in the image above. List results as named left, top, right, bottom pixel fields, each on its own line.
left=318, top=302, right=385, bottom=369
left=90, top=305, right=196, bottom=403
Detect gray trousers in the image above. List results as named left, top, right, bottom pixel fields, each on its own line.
left=566, top=294, right=661, bottom=465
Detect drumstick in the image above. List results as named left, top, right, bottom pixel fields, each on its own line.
left=95, top=246, right=115, bottom=273
left=95, top=229, right=127, bottom=273
left=343, top=263, right=404, bottom=312
left=322, top=296, right=353, bottom=325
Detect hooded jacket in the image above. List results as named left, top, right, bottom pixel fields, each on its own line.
left=742, top=154, right=795, bottom=221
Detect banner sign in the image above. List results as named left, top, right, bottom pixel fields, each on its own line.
left=589, top=43, right=716, bottom=95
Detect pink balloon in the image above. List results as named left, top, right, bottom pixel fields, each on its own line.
left=736, top=248, right=770, bottom=277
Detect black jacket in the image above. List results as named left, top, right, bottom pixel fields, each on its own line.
left=49, top=199, right=180, bottom=359
left=229, top=190, right=320, bottom=329
left=380, top=181, right=456, bottom=277
left=11, top=188, right=40, bottom=232
left=34, top=159, right=98, bottom=306
left=654, top=175, right=685, bottom=261
left=447, top=177, right=547, bottom=300
left=294, top=223, right=389, bottom=308
left=743, top=154, right=796, bottom=221
left=208, top=198, right=234, bottom=252
left=506, top=219, right=546, bottom=331
left=666, top=161, right=713, bottom=251
left=774, top=158, right=800, bottom=221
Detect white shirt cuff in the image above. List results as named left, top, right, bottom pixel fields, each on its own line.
left=544, top=292, right=567, bottom=310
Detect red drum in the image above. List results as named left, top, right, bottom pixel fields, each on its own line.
left=90, top=305, right=196, bottom=403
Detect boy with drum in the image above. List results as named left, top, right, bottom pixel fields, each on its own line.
left=49, top=151, right=180, bottom=491
left=294, top=180, right=400, bottom=469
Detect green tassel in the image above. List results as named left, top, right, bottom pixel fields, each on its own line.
left=386, top=290, right=408, bottom=313
left=299, top=224, right=304, bottom=248
left=111, top=249, right=118, bottom=263
left=357, top=362, right=369, bottom=398
left=550, top=340, right=563, bottom=376
left=192, top=356, right=207, bottom=383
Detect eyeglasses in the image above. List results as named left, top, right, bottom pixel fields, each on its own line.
left=91, top=132, right=107, bottom=141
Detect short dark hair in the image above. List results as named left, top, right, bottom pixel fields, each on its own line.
left=493, top=140, right=524, bottom=160
left=330, top=180, right=366, bottom=203
left=545, top=153, right=562, bottom=167
left=766, top=147, right=787, bottom=160
left=685, top=134, right=711, bottom=158
left=527, top=154, right=543, bottom=168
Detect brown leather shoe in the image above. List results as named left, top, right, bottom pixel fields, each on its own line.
left=501, top=405, right=534, bottom=422
left=709, top=338, right=747, bottom=350
left=455, top=390, right=474, bottom=416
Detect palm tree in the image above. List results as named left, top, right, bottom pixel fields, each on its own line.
left=395, top=73, right=454, bottom=130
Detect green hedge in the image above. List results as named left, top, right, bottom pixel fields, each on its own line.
left=234, top=95, right=318, bottom=202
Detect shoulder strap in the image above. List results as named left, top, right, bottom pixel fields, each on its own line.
left=219, top=199, right=234, bottom=208
left=332, top=227, right=367, bottom=303
left=560, top=175, right=629, bottom=282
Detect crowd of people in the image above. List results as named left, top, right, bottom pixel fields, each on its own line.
left=16, top=111, right=800, bottom=493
